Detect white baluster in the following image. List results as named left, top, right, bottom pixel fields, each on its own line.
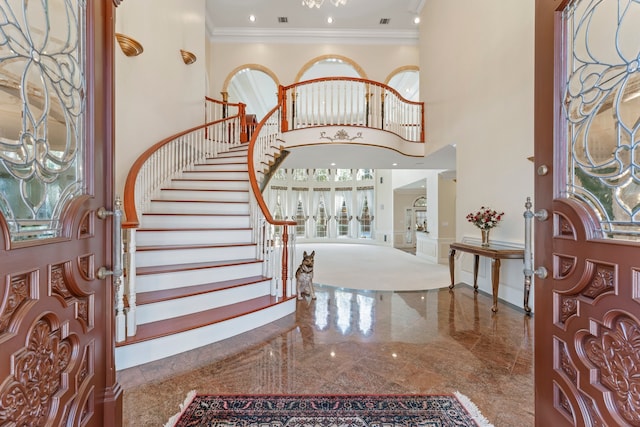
left=126, top=228, right=137, bottom=337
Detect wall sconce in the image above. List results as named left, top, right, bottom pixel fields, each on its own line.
left=115, top=33, right=143, bottom=57
left=180, top=49, right=197, bottom=65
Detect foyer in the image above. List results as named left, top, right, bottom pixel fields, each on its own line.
left=118, top=276, right=534, bottom=427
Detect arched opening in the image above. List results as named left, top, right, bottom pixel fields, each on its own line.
left=223, top=65, right=279, bottom=121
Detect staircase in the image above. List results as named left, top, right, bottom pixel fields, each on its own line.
left=115, top=144, right=296, bottom=370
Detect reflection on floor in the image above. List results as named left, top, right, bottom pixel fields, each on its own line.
left=117, top=284, right=534, bottom=427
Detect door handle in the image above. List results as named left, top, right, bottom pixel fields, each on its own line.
left=523, top=197, right=548, bottom=279
left=96, top=197, right=123, bottom=280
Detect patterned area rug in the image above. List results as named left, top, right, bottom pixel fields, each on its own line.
left=165, top=392, right=494, bottom=426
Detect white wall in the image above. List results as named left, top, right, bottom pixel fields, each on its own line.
left=374, top=170, right=393, bottom=246
left=114, top=0, right=206, bottom=198
left=420, top=0, right=535, bottom=311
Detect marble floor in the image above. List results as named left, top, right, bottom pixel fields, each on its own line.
left=117, top=283, right=534, bottom=426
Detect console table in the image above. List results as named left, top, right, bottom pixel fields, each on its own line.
left=448, top=241, right=528, bottom=313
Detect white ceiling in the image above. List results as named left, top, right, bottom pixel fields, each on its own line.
left=206, top=0, right=424, bottom=43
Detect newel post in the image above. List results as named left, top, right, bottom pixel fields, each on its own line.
left=239, top=103, right=248, bottom=142
left=279, top=85, right=288, bottom=133
left=281, top=226, right=289, bottom=297
left=420, top=102, right=425, bottom=142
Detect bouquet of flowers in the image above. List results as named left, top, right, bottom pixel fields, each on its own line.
left=466, top=207, right=504, bottom=230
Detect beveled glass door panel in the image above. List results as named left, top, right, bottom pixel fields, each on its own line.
left=564, top=0, right=640, bottom=238
left=0, top=0, right=85, bottom=241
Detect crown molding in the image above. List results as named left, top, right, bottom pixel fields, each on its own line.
left=206, top=27, right=418, bottom=45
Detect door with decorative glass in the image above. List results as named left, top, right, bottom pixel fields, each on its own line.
left=536, top=0, right=640, bottom=425
left=0, top=1, right=120, bottom=425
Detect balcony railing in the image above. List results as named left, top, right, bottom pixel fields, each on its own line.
left=280, top=77, right=424, bottom=142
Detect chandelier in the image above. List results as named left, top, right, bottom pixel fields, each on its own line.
left=302, top=0, right=347, bottom=8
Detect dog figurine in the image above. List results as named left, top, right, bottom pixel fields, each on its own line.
left=296, top=251, right=316, bottom=300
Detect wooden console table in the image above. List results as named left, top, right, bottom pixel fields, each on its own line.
left=448, top=241, right=528, bottom=313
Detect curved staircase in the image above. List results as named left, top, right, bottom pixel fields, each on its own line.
left=115, top=144, right=296, bottom=370
left=116, top=80, right=424, bottom=370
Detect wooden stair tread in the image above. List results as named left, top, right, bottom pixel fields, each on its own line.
left=118, top=295, right=294, bottom=346
left=135, top=275, right=270, bottom=305
left=137, top=242, right=255, bottom=251
left=136, top=258, right=261, bottom=275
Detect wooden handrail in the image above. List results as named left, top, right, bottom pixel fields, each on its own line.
left=247, top=104, right=296, bottom=228
left=122, top=116, right=241, bottom=229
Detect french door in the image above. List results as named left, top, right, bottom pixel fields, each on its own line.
left=0, top=1, right=121, bottom=425
left=536, top=0, right=640, bottom=425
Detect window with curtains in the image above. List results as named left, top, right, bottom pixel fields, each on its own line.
left=314, top=168, right=330, bottom=182
left=294, top=200, right=307, bottom=236
left=357, top=195, right=374, bottom=238
left=356, top=169, right=374, bottom=181
left=315, top=198, right=328, bottom=237
left=337, top=199, right=350, bottom=236
left=266, top=168, right=375, bottom=241
left=335, top=169, right=352, bottom=182
left=293, top=169, right=308, bottom=181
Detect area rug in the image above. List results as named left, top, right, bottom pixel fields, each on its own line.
left=296, top=243, right=451, bottom=292
left=165, top=391, right=494, bottom=426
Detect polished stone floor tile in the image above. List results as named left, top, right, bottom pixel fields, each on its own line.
left=117, top=284, right=534, bottom=427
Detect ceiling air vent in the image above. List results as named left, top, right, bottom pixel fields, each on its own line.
left=379, top=18, right=390, bottom=25
left=278, top=17, right=288, bottom=23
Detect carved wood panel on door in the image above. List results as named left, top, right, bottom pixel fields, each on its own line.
left=0, top=1, right=121, bottom=426
left=535, top=1, right=640, bottom=425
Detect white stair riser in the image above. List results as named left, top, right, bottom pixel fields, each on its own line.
left=136, top=262, right=264, bottom=292
left=201, top=155, right=247, bottom=164
left=136, top=228, right=252, bottom=245
left=140, top=214, right=250, bottom=229
left=136, top=245, right=256, bottom=267
left=168, top=180, right=250, bottom=191
left=158, top=190, right=249, bottom=202
left=136, top=281, right=271, bottom=325
left=148, top=201, right=249, bottom=215
left=115, top=299, right=296, bottom=370
left=181, top=171, right=247, bottom=180
left=193, top=163, right=247, bottom=172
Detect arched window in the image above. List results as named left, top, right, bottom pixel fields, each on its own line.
left=386, top=67, right=419, bottom=102
left=225, top=66, right=278, bottom=121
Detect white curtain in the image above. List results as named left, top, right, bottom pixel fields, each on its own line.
left=312, top=190, right=329, bottom=238
left=356, top=188, right=375, bottom=239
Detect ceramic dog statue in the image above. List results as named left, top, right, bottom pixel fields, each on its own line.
left=296, top=251, right=316, bottom=300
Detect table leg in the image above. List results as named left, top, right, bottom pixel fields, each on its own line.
left=524, top=274, right=532, bottom=314
left=491, top=258, right=501, bottom=312
left=448, top=248, right=456, bottom=289
left=473, top=255, right=479, bottom=291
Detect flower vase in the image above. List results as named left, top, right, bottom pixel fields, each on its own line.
left=481, top=229, right=490, bottom=247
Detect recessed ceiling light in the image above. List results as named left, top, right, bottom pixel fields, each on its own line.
left=392, top=163, right=398, bottom=166
left=414, top=16, right=420, bottom=24
left=330, top=162, right=336, bottom=166
left=249, top=15, right=256, bottom=22
left=327, top=16, right=333, bottom=24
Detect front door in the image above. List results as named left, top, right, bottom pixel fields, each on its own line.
left=536, top=0, right=640, bottom=425
left=0, top=1, right=121, bottom=426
